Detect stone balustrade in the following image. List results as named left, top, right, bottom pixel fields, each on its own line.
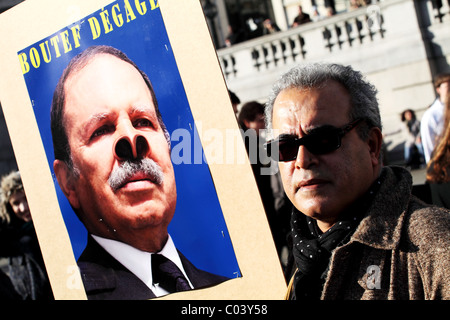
left=220, top=4, right=386, bottom=80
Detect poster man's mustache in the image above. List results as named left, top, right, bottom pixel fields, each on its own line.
left=108, top=158, right=164, bottom=191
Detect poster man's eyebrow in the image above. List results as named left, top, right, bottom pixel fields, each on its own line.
left=85, top=112, right=110, bottom=127
left=129, top=105, right=155, bottom=115
left=81, top=106, right=156, bottom=130
left=77, top=112, right=111, bottom=137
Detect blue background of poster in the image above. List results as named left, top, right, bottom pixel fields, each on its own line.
left=19, top=1, right=240, bottom=279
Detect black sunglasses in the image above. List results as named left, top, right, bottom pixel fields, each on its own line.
left=265, top=118, right=363, bottom=162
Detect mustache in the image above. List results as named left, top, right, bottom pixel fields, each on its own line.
left=108, top=158, right=164, bottom=191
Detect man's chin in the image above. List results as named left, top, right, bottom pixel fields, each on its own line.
left=295, top=198, right=337, bottom=220
left=122, top=206, right=174, bottom=229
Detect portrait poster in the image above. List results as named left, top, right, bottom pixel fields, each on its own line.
left=0, top=0, right=286, bottom=300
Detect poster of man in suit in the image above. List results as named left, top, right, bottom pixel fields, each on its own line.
left=17, top=0, right=238, bottom=299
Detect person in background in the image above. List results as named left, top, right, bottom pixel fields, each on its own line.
left=0, top=171, right=53, bottom=300
left=225, top=24, right=246, bottom=47
left=238, top=102, right=287, bottom=255
left=228, top=90, right=241, bottom=116
left=426, top=93, right=450, bottom=209
left=400, top=109, right=424, bottom=168
left=238, top=101, right=266, bottom=136
left=292, top=6, right=311, bottom=27
left=349, top=0, right=366, bottom=10
left=310, top=6, right=323, bottom=22
left=262, top=19, right=280, bottom=35
left=421, top=73, right=450, bottom=163
left=0, top=267, right=20, bottom=299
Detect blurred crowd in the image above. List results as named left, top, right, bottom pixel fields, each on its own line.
left=225, top=1, right=374, bottom=48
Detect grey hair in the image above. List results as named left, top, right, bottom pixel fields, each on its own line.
left=265, top=63, right=382, bottom=140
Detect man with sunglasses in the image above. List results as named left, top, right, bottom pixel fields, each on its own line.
left=265, top=63, right=450, bottom=300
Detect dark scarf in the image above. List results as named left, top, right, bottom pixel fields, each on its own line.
left=289, top=177, right=382, bottom=300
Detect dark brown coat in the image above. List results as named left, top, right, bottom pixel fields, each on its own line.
left=288, top=166, right=450, bottom=299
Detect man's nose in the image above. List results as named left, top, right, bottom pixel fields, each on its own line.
left=294, top=145, right=318, bottom=169
left=113, top=123, right=150, bottom=161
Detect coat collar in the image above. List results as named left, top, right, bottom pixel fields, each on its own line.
left=350, top=166, right=413, bottom=250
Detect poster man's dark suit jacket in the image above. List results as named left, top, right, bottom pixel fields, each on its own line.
left=77, top=236, right=229, bottom=300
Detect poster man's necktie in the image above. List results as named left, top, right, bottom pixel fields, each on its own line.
left=151, top=254, right=192, bottom=292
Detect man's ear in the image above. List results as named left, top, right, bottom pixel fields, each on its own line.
left=53, top=159, right=80, bottom=209
left=367, top=127, right=383, bottom=167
